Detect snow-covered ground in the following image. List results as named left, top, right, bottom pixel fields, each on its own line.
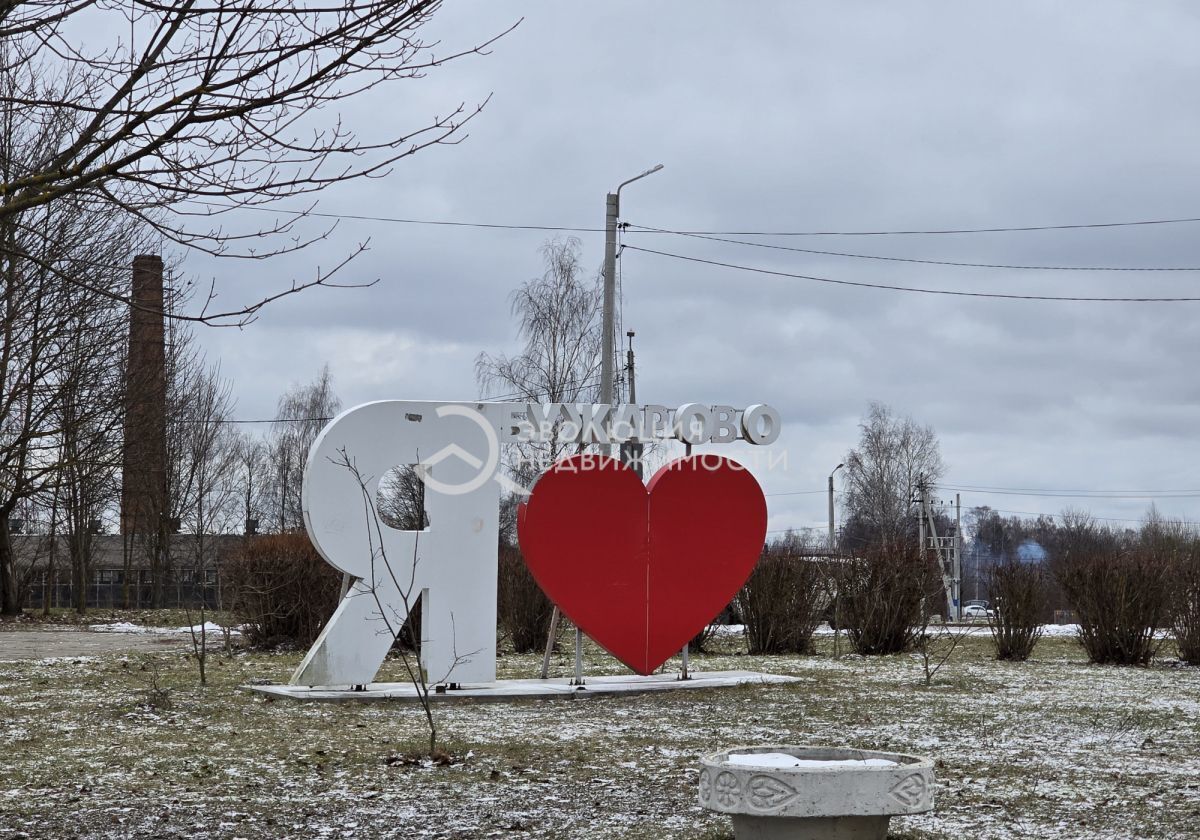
left=0, top=633, right=1197, bottom=839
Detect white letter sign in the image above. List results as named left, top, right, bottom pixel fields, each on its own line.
left=293, top=399, right=781, bottom=688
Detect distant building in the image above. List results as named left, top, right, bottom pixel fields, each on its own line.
left=15, top=533, right=244, bottom=610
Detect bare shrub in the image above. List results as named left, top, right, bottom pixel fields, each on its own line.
left=987, top=557, right=1048, bottom=661
left=836, top=540, right=926, bottom=655
left=1140, top=518, right=1200, bottom=665
left=735, top=533, right=829, bottom=655
left=498, top=545, right=554, bottom=653
left=915, top=622, right=972, bottom=686
left=1051, top=516, right=1169, bottom=666
left=1170, top=537, right=1200, bottom=665
left=223, top=533, right=340, bottom=648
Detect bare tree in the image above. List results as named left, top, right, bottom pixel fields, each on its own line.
left=842, top=402, right=944, bottom=546
left=169, top=359, right=239, bottom=684
left=266, top=366, right=340, bottom=533
left=476, top=237, right=602, bottom=481
left=475, top=237, right=601, bottom=658
left=233, top=434, right=268, bottom=537
left=0, top=2, right=517, bottom=326
left=337, top=449, right=473, bottom=758
left=377, top=465, right=429, bottom=531
left=914, top=556, right=973, bottom=686
left=54, top=296, right=127, bottom=614
left=0, top=60, right=152, bottom=613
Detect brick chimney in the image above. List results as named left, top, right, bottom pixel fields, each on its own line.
left=121, top=255, right=168, bottom=536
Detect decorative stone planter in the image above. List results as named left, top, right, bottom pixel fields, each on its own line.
left=698, top=745, right=934, bottom=840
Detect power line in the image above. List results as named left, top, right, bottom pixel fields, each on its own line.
left=625, top=214, right=1200, bottom=237
left=183, top=200, right=602, bottom=233
left=622, top=245, right=1200, bottom=302
left=760, top=483, right=1200, bottom=500
left=768, top=508, right=1200, bottom=530
left=949, top=482, right=1200, bottom=493
left=479, top=376, right=603, bottom=404
left=943, top=485, right=1200, bottom=499
left=171, top=416, right=332, bottom=425
left=184, top=201, right=1200, bottom=238
left=193, top=378, right=604, bottom=425
left=981, top=508, right=1200, bottom=527
left=627, top=224, right=1200, bottom=272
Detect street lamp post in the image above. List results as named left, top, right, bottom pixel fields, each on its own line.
left=565, top=165, right=664, bottom=687
left=829, top=462, right=846, bottom=658
left=828, top=463, right=845, bottom=550
left=601, top=164, right=663, bottom=454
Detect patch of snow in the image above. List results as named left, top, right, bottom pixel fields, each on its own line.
left=88, top=621, right=240, bottom=635
left=725, top=753, right=898, bottom=769
left=1040, top=624, right=1081, bottom=637
left=88, top=621, right=151, bottom=634
left=809, top=622, right=1084, bottom=638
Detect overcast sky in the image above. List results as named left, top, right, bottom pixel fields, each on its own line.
left=190, top=1, right=1200, bottom=534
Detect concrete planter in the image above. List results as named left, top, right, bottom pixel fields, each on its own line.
left=698, top=745, right=934, bottom=840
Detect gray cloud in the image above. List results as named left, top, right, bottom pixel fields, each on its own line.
left=194, top=0, right=1200, bottom=530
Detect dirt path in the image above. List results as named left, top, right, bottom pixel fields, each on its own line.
left=0, top=629, right=187, bottom=661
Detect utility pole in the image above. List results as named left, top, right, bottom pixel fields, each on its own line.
left=916, top=478, right=925, bottom=552
left=828, top=462, right=845, bottom=658
left=619, top=331, right=644, bottom=478
left=626, top=330, right=637, bottom=404
left=955, top=492, right=962, bottom=612
left=601, top=191, right=618, bottom=431
left=827, top=463, right=844, bottom=550
left=581, top=166, right=662, bottom=687
left=916, top=480, right=961, bottom=622
left=601, top=165, right=663, bottom=454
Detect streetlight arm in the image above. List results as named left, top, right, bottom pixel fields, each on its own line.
left=616, top=163, right=665, bottom=203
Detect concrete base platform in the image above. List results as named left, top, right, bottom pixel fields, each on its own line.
left=244, top=670, right=799, bottom=703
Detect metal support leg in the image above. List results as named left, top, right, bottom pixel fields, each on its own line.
left=680, top=644, right=690, bottom=680
left=539, top=606, right=561, bottom=680
left=572, top=626, right=585, bottom=687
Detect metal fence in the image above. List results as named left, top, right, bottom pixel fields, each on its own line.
left=25, top=568, right=222, bottom=611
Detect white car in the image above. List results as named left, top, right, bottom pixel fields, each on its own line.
left=962, top=604, right=994, bottom=621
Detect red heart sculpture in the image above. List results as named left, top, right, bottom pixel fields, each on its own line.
left=517, top=453, right=766, bottom=675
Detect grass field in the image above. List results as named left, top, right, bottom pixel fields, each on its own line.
left=1, top=623, right=1198, bottom=839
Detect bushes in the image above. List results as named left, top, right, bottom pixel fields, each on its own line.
left=736, top=533, right=829, bottom=655
left=1051, top=518, right=1169, bottom=666
left=223, top=533, right=341, bottom=648
left=835, top=540, right=927, bottom=655
left=1141, top=521, right=1200, bottom=665
left=987, top=557, right=1047, bottom=661
left=1170, top=537, right=1200, bottom=665
left=498, top=544, right=554, bottom=653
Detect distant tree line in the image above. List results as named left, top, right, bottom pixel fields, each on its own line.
left=0, top=356, right=350, bottom=616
